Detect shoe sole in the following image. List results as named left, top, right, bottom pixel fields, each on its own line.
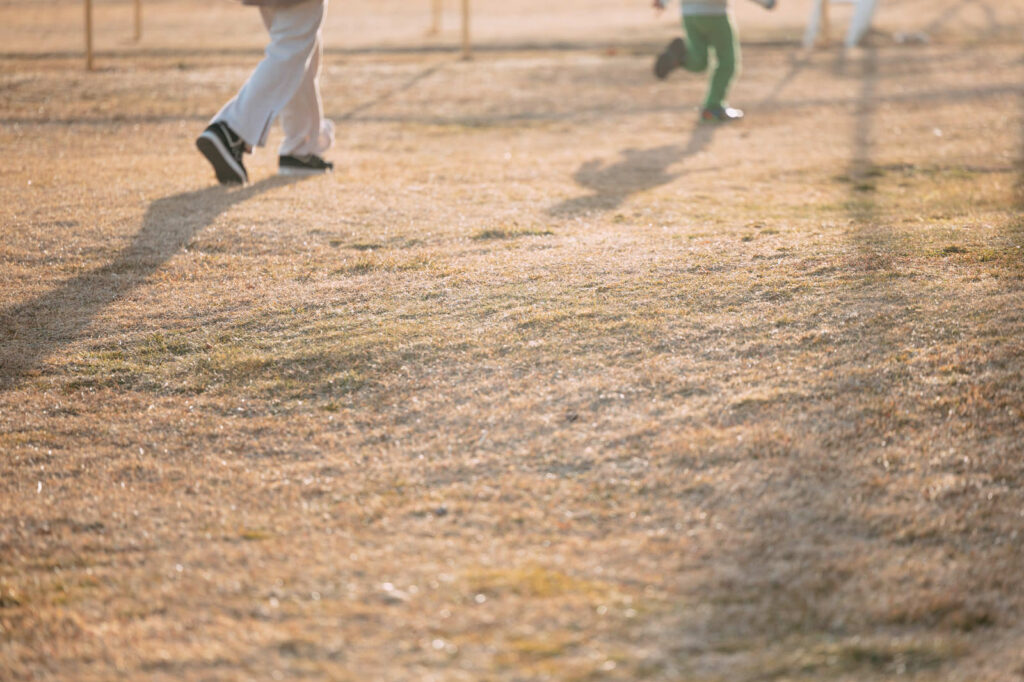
left=654, top=38, right=686, bottom=79
left=700, top=117, right=743, bottom=124
left=196, top=130, right=247, bottom=185
left=278, top=166, right=332, bottom=177
left=700, top=115, right=744, bottom=124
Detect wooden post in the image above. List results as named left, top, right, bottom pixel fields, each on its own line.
left=134, top=0, right=142, bottom=42
left=429, top=0, right=441, bottom=35
left=85, top=0, right=94, bottom=70
left=821, top=0, right=831, bottom=46
left=460, top=0, right=470, bottom=59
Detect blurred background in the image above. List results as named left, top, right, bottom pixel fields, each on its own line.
left=1, top=0, right=1021, bottom=62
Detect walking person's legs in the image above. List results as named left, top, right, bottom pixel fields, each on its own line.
left=276, top=11, right=335, bottom=175
left=197, top=0, right=328, bottom=184
left=278, top=26, right=333, bottom=157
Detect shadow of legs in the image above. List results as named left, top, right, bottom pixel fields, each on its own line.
left=0, top=176, right=299, bottom=390
left=548, top=125, right=716, bottom=218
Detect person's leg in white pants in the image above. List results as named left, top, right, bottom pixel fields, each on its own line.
left=199, top=0, right=333, bottom=183
left=275, top=11, right=334, bottom=158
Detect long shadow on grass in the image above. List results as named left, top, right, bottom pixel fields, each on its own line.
left=0, top=176, right=298, bottom=391
left=758, top=51, right=812, bottom=108
left=654, top=42, right=1015, bottom=677
left=659, top=49, right=900, bottom=674
left=548, top=125, right=716, bottom=217
left=664, top=39, right=1024, bottom=677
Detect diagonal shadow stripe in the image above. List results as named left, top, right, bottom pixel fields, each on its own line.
left=0, top=175, right=299, bottom=391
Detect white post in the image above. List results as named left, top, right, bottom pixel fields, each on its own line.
left=85, top=0, right=94, bottom=70
left=460, top=0, right=470, bottom=59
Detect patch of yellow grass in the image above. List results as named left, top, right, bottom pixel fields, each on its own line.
left=2, top=3, right=1024, bottom=680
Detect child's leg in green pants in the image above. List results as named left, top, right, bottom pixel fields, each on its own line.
left=682, top=14, right=740, bottom=110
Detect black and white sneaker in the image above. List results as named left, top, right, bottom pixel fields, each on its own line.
left=196, top=121, right=248, bottom=185
left=278, top=154, right=334, bottom=176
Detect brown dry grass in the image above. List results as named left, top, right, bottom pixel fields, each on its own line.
left=2, top=0, right=1024, bottom=680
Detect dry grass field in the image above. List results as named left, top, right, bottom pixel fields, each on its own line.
left=2, top=0, right=1024, bottom=680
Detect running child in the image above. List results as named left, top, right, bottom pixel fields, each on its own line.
left=653, top=0, right=777, bottom=123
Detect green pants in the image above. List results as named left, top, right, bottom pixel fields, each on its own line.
left=682, top=14, right=740, bottom=110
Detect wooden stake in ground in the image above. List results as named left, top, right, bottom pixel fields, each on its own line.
left=821, top=0, right=831, bottom=45
left=461, top=0, right=471, bottom=59
left=429, top=0, right=441, bottom=35
left=84, top=0, right=94, bottom=70
left=134, top=0, right=142, bottom=42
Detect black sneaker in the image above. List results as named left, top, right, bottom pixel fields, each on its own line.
left=654, top=37, right=687, bottom=79
left=196, top=121, right=248, bottom=185
left=279, top=154, right=334, bottom=176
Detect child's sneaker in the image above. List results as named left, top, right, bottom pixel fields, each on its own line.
left=279, top=154, right=334, bottom=176
left=196, top=121, right=248, bottom=185
left=700, top=106, right=744, bottom=123
left=654, top=37, right=687, bottom=79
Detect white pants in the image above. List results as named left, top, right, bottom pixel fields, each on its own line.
left=213, top=0, right=334, bottom=157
